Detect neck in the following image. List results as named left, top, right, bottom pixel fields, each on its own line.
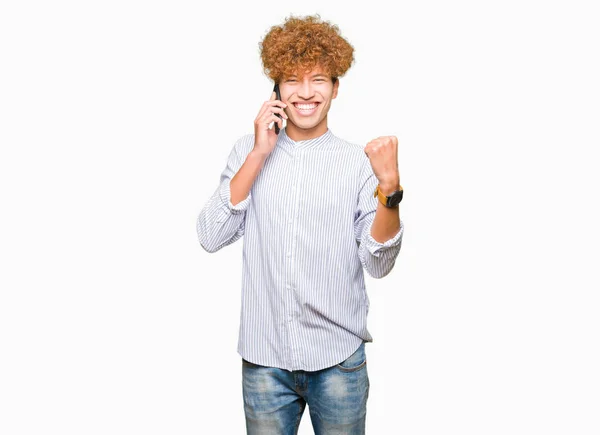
left=285, top=117, right=328, bottom=141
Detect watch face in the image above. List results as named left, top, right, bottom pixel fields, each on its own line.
left=387, top=190, right=403, bottom=207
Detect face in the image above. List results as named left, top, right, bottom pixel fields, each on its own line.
left=279, top=65, right=339, bottom=141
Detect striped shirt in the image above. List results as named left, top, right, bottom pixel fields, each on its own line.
left=197, top=127, right=404, bottom=372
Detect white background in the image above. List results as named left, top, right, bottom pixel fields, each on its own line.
left=1, top=0, right=599, bottom=434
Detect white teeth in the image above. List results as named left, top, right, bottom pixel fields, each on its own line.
left=295, top=103, right=318, bottom=110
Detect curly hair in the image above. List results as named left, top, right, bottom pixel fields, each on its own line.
left=259, top=14, right=355, bottom=84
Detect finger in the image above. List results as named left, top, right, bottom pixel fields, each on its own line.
left=270, top=113, right=283, bottom=128
left=268, top=91, right=287, bottom=110
left=273, top=113, right=284, bottom=130
left=257, top=100, right=287, bottom=119
left=259, top=106, right=288, bottom=122
left=268, top=99, right=287, bottom=109
left=270, top=106, right=288, bottom=119
left=263, top=113, right=284, bottom=130
left=270, top=91, right=287, bottom=108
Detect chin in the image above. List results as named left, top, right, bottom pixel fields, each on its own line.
left=295, top=119, right=324, bottom=130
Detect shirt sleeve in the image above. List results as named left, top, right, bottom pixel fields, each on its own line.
left=354, top=158, right=405, bottom=278
left=197, top=135, right=253, bottom=253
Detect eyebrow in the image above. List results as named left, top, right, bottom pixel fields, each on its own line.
left=288, top=74, right=328, bottom=79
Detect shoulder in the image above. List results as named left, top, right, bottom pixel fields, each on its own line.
left=329, top=133, right=370, bottom=167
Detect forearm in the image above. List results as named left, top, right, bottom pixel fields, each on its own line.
left=197, top=188, right=246, bottom=253
left=230, top=149, right=268, bottom=205
left=359, top=214, right=404, bottom=278
left=370, top=182, right=401, bottom=243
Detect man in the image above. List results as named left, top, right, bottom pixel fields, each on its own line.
left=197, top=14, right=404, bottom=435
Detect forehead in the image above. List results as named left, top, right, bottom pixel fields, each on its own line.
left=286, top=65, right=329, bottom=79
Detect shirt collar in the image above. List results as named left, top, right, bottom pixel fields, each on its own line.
left=278, top=126, right=334, bottom=150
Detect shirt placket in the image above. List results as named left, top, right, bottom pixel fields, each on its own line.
left=285, top=146, right=302, bottom=369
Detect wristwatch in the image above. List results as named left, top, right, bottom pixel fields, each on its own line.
left=374, top=184, right=403, bottom=208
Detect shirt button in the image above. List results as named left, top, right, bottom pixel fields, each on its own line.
left=286, top=252, right=291, bottom=257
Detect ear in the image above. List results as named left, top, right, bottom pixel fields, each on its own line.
left=332, top=79, right=339, bottom=99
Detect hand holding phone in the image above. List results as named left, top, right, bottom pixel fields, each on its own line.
left=253, top=84, right=287, bottom=156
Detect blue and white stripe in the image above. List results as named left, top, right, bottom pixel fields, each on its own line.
left=197, top=127, right=404, bottom=372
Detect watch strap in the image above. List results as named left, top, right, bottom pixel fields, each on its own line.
left=374, top=184, right=403, bottom=207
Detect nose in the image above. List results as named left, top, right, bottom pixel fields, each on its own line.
left=297, top=80, right=315, bottom=100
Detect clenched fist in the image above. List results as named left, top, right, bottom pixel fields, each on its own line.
left=364, top=136, right=400, bottom=191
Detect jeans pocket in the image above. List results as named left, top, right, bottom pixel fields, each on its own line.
left=335, top=342, right=367, bottom=372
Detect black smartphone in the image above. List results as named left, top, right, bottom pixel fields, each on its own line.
left=273, top=83, right=282, bottom=134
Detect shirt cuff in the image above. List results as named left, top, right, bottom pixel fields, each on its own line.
left=219, top=178, right=251, bottom=214
left=364, top=219, right=404, bottom=257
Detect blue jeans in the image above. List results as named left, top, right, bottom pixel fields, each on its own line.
left=242, top=342, right=369, bottom=434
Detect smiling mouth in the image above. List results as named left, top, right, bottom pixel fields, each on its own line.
left=292, top=102, right=320, bottom=115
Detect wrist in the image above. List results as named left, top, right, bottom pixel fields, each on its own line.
left=248, top=149, right=269, bottom=166
left=250, top=147, right=269, bottom=158
left=378, top=180, right=401, bottom=195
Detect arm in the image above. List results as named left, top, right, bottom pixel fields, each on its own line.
left=196, top=136, right=267, bottom=253
left=355, top=159, right=405, bottom=278
left=370, top=182, right=401, bottom=243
